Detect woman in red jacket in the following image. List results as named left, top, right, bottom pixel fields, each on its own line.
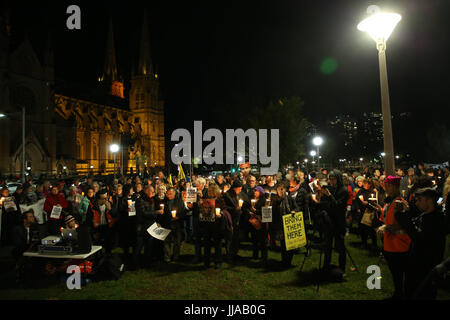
left=44, top=185, right=69, bottom=235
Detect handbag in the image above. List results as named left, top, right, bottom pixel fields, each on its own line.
left=249, top=215, right=262, bottom=230
left=361, top=208, right=375, bottom=227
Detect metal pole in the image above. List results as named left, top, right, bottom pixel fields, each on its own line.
left=317, top=146, right=320, bottom=170
left=113, top=152, right=116, bottom=180
left=377, top=40, right=395, bottom=176
left=121, top=143, right=124, bottom=176
left=22, top=106, right=25, bottom=183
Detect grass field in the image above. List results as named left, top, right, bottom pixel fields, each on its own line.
left=0, top=233, right=449, bottom=300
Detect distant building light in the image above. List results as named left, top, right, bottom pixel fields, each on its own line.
left=90, top=165, right=94, bottom=169
left=63, top=166, right=67, bottom=170
left=27, top=167, right=31, bottom=170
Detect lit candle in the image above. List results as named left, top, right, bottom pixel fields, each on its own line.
left=238, top=199, right=244, bottom=207
left=251, top=199, right=256, bottom=206
left=160, top=204, right=164, bottom=210
left=171, top=210, right=177, bottom=218
left=215, top=208, right=221, bottom=217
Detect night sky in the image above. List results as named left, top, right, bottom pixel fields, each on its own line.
left=4, top=0, right=450, bottom=161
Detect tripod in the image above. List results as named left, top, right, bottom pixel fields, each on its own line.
left=299, top=219, right=359, bottom=292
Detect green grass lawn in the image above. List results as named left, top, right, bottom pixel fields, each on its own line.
left=0, top=233, right=449, bottom=300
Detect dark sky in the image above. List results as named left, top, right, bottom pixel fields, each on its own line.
left=5, top=0, right=450, bottom=148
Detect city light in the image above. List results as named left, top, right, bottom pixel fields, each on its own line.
left=381, top=152, right=386, bottom=157
left=310, top=150, right=316, bottom=157
left=360, top=158, right=363, bottom=161
left=357, top=11, right=402, bottom=43
left=312, top=136, right=323, bottom=146
left=109, top=144, right=119, bottom=153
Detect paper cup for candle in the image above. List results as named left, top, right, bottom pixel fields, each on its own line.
left=215, top=208, right=221, bottom=216
left=160, top=204, right=164, bottom=209
left=171, top=210, right=176, bottom=218
left=128, top=200, right=132, bottom=206
left=238, top=199, right=243, bottom=207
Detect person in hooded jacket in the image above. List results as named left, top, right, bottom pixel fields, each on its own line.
left=314, top=170, right=349, bottom=273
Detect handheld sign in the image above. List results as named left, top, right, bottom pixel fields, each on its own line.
left=20, top=199, right=46, bottom=224
left=147, top=222, right=171, bottom=241
left=50, top=205, right=62, bottom=219
left=3, top=197, right=17, bottom=211
left=186, top=187, right=197, bottom=203
left=282, top=212, right=307, bottom=251
left=128, top=200, right=136, bottom=217
left=199, top=199, right=216, bottom=222
left=262, top=206, right=272, bottom=223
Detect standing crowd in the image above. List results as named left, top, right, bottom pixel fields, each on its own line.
left=1, top=162, right=449, bottom=299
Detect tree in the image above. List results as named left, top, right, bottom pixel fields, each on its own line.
left=247, top=96, right=309, bottom=167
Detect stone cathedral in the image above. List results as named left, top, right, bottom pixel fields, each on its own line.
left=0, top=11, right=165, bottom=177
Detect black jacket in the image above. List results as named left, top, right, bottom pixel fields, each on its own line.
left=271, top=193, right=298, bottom=233
left=135, top=193, right=158, bottom=235
left=224, top=189, right=246, bottom=223
left=11, top=224, right=32, bottom=259
left=395, top=209, right=447, bottom=274
left=318, top=170, right=349, bottom=232
left=156, top=196, right=187, bottom=230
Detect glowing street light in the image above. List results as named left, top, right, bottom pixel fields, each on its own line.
left=110, top=144, right=119, bottom=179
left=310, top=150, right=316, bottom=157
left=358, top=8, right=401, bottom=175
left=312, top=136, right=323, bottom=168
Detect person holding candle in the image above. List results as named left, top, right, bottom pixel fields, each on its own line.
left=134, top=185, right=158, bottom=269
left=224, top=179, right=246, bottom=262
left=355, top=178, right=378, bottom=254
left=194, top=183, right=225, bottom=268
left=117, top=184, right=137, bottom=269
left=157, top=187, right=187, bottom=263
left=249, top=186, right=269, bottom=265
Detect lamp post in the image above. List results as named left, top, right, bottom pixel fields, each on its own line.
left=358, top=10, right=401, bottom=176
left=310, top=150, right=316, bottom=170
left=110, top=144, right=119, bottom=179
left=312, top=136, right=323, bottom=169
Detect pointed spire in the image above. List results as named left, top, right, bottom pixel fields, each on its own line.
left=138, top=10, right=153, bottom=76
left=104, top=15, right=118, bottom=81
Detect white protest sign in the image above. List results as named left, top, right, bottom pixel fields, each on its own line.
left=3, top=197, right=17, bottom=211
left=20, top=199, right=46, bottom=224
left=186, top=187, right=197, bottom=203
left=147, top=222, right=171, bottom=241
left=128, top=200, right=136, bottom=217
left=50, top=205, right=62, bottom=219
left=262, top=206, right=272, bottom=223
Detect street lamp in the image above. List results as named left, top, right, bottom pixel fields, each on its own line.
left=110, top=144, right=119, bottom=179
left=312, top=136, right=323, bottom=168
left=358, top=9, right=401, bottom=175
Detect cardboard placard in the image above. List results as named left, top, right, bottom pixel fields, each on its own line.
left=128, top=200, right=136, bottom=217
left=20, top=199, right=46, bottom=224
left=50, top=205, right=62, bottom=219
left=186, top=187, right=197, bottom=203
left=262, top=206, right=272, bottom=223
left=3, top=197, right=17, bottom=211
left=282, top=212, right=307, bottom=251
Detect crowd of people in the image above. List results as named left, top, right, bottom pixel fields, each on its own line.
left=0, top=161, right=449, bottom=299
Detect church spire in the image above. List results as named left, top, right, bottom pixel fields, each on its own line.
left=103, top=15, right=124, bottom=98
left=104, top=15, right=118, bottom=81
left=138, top=10, right=153, bottom=76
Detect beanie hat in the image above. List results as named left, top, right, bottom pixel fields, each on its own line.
left=232, top=180, right=243, bottom=188
left=254, top=186, right=265, bottom=195
left=64, top=215, right=75, bottom=225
